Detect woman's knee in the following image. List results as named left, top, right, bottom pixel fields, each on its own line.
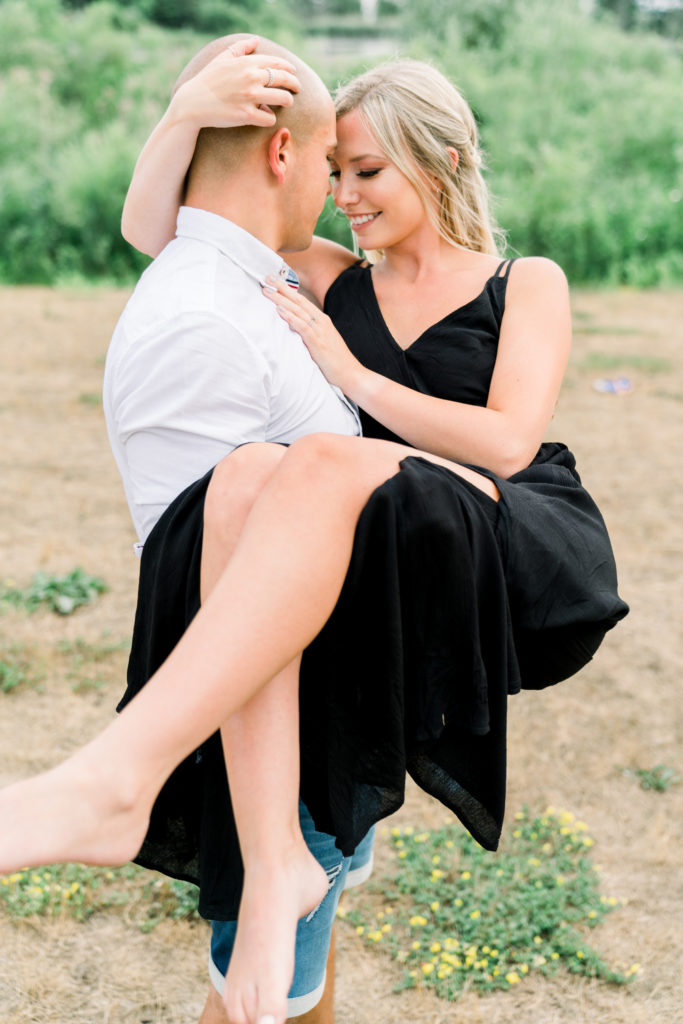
left=284, top=433, right=363, bottom=477
left=282, top=433, right=405, bottom=504
left=204, top=443, right=286, bottom=531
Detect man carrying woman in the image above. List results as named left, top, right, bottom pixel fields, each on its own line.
left=0, top=33, right=628, bottom=1024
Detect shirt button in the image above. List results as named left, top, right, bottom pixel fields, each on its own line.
left=278, top=266, right=288, bottom=278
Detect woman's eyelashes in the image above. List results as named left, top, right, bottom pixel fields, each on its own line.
left=328, top=167, right=381, bottom=179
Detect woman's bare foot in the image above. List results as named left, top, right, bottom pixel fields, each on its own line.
left=222, top=843, right=329, bottom=1024
left=0, top=742, right=154, bottom=874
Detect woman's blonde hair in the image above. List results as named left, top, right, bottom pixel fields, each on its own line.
left=334, top=59, right=504, bottom=257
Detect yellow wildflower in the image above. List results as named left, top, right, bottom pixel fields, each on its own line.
left=410, top=915, right=427, bottom=927
left=430, top=900, right=440, bottom=911
left=469, top=909, right=481, bottom=920
left=461, top=871, right=471, bottom=880
left=506, top=972, right=521, bottom=985
left=421, top=962, right=434, bottom=975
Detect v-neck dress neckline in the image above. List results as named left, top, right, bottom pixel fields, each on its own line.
left=363, top=264, right=509, bottom=354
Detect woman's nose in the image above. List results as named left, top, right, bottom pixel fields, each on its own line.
left=332, top=174, right=358, bottom=209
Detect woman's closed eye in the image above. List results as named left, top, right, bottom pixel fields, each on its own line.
left=328, top=168, right=382, bottom=180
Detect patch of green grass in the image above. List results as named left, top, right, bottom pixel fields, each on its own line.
left=77, top=392, right=102, bottom=407
left=57, top=635, right=130, bottom=693
left=0, top=569, right=108, bottom=616
left=340, top=807, right=640, bottom=999
left=0, top=862, right=199, bottom=931
left=624, top=764, right=680, bottom=792
left=578, top=351, right=672, bottom=374
left=653, top=388, right=683, bottom=403
left=0, top=645, right=42, bottom=694
left=573, top=325, right=640, bottom=336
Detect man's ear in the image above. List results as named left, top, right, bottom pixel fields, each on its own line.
left=267, top=127, right=293, bottom=185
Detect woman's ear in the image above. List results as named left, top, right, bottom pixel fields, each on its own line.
left=267, top=127, right=292, bottom=185
left=446, top=146, right=459, bottom=173
left=430, top=147, right=460, bottom=194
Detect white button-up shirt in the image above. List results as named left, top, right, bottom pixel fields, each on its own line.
left=104, top=207, right=360, bottom=543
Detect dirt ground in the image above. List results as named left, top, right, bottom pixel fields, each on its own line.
left=0, top=285, right=681, bottom=1023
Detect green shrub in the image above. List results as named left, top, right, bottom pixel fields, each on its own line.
left=342, top=806, right=640, bottom=998
left=401, top=0, right=683, bottom=283
left=0, top=568, right=108, bottom=615
left=0, top=0, right=681, bottom=283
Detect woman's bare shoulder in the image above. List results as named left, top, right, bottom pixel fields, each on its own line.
left=509, top=256, right=568, bottom=289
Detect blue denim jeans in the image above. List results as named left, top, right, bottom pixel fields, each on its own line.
left=209, top=800, right=374, bottom=1017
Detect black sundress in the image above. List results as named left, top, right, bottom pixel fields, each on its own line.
left=119, top=258, right=629, bottom=920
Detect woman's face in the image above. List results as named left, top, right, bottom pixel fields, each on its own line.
left=329, top=110, right=431, bottom=251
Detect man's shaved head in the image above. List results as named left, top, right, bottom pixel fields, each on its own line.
left=177, top=35, right=333, bottom=177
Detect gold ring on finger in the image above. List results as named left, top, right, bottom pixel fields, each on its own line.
left=265, top=67, right=275, bottom=88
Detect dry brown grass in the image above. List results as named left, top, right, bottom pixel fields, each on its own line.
left=0, top=285, right=681, bottom=1023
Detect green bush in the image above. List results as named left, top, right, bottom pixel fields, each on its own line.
left=0, top=0, right=681, bottom=284
left=0, top=0, right=204, bottom=283
left=403, top=0, right=683, bottom=283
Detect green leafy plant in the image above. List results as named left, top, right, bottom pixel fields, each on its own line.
left=57, top=635, right=129, bottom=693
left=625, top=764, right=680, bottom=792
left=0, top=862, right=199, bottom=929
left=1, top=568, right=108, bottom=615
left=0, top=644, right=41, bottom=693
left=340, top=806, right=640, bottom=998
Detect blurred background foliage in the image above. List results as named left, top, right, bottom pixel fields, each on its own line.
left=0, top=0, right=681, bottom=284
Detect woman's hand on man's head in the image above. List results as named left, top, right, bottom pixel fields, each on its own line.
left=171, top=38, right=301, bottom=131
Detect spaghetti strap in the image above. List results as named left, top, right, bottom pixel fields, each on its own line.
left=494, top=258, right=516, bottom=279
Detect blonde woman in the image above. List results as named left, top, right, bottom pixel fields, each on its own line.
left=0, top=41, right=628, bottom=1024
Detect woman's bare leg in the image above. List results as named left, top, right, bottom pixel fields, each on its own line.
left=0, top=435, right=497, bottom=870
left=200, top=447, right=328, bottom=1024
left=0, top=435, right=497, bottom=1023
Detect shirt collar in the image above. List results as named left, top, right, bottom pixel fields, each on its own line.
left=175, top=206, right=294, bottom=286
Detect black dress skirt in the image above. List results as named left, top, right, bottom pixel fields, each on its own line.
left=118, top=258, right=629, bottom=920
